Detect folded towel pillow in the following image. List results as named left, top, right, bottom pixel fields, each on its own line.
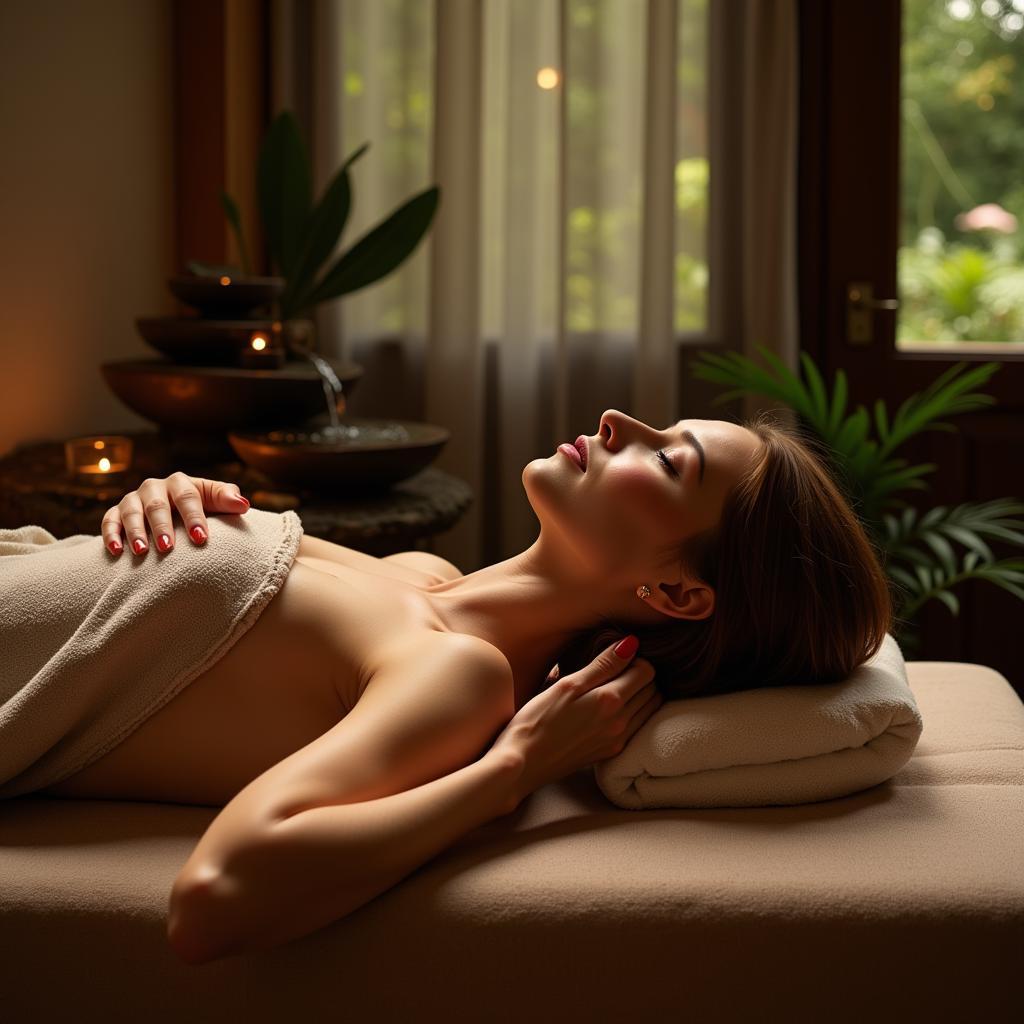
left=593, top=632, right=923, bottom=809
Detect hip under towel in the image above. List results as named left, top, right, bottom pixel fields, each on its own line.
left=0, top=506, right=303, bottom=799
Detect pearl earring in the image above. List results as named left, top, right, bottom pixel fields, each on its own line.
left=636, top=584, right=651, bottom=599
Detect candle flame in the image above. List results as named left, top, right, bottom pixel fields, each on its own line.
left=94, top=440, right=105, bottom=449
left=219, top=275, right=231, bottom=286
left=98, top=458, right=111, bottom=472
left=251, top=335, right=268, bottom=351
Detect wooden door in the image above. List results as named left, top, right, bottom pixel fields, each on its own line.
left=798, top=0, right=1024, bottom=692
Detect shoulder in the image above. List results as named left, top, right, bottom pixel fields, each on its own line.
left=362, top=628, right=515, bottom=735
left=380, top=550, right=464, bottom=583
left=377, top=629, right=512, bottom=698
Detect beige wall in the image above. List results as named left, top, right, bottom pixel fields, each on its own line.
left=0, top=0, right=175, bottom=458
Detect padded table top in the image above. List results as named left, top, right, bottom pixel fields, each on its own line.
left=1, top=661, right=1022, bottom=1023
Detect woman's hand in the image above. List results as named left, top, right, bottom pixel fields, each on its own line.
left=100, top=472, right=250, bottom=556
left=489, top=635, right=662, bottom=810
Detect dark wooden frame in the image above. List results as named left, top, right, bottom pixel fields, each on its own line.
left=172, top=0, right=272, bottom=277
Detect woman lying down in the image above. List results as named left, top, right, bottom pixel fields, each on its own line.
left=2, top=409, right=892, bottom=965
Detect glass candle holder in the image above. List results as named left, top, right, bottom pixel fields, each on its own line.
left=64, top=435, right=134, bottom=479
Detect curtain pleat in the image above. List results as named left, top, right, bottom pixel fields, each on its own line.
left=270, top=0, right=800, bottom=572
left=635, top=0, right=679, bottom=431
left=484, top=0, right=561, bottom=557
left=425, top=0, right=486, bottom=568
left=739, top=0, right=800, bottom=425
left=310, top=0, right=345, bottom=360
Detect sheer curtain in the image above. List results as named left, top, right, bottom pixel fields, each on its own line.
left=270, top=0, right=799, bottom=572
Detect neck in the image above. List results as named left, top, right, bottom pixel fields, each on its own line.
left=421, top=533, right=649, bottom=710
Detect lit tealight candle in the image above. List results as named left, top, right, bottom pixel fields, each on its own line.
left=240, top=330, right=285, bottom=369
left=65, top=435, right=134, bottom=478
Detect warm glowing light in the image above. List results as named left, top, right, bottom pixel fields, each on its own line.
left=65, top=435, right=133, bottom=477
left=250, top=334, right=268, bottom=351
left=536, top=67, right=560, bottom=89
left=219, top=275, right=232, bottom=286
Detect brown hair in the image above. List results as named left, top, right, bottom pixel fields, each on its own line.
left=555, top=411, right=896, bottom=698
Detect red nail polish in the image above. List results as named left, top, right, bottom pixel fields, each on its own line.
left=157, top=533, right=172, bottom=551
left=614, top=635, right=639, bottom=659
left=132, top=539, right=146, bottom=554
left=109, top=540, right=122, bottom=554
left=190, top=526, right=206, bottom=543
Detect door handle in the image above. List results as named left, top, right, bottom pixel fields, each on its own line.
left=846, top=281, right=900, bottom=345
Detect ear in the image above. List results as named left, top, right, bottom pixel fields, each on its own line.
left=649, top=578, right=714, bottom=621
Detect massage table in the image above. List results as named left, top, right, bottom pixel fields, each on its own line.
left=1, top=657, right=1021, bottom=1022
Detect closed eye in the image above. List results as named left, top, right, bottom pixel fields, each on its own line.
left=656, top=449, right=679, bottom=478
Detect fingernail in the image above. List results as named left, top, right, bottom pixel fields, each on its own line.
left=190, top=525, right=206, bottom=543
left=108, top=540, right=122, bottom=555
left=157, top=533, right=172, bottom=552
left=132, top=539, right=147, bottom=555
left=236, top=496, right=250, bottom=509
left=613, top=635, right=639, bottom=660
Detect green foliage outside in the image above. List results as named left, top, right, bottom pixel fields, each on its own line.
left=899, top=0, right=1024, bottom=342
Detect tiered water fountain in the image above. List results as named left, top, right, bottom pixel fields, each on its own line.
left=102, top=271, right=449, bottom=492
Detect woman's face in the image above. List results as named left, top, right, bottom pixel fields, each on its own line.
left=525, top=410, right=762, bottom=580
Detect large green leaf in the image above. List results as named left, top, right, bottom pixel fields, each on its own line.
left=831, top=407, right=871, bottom=459
left=880, top=360, right=999, bottom=454
left=888, top=565, right=919, bottom=593
left=294, top=187, right=441, bottom=311
left=691, top=350, right=791, bottom=406
left=921, top=530, right=957, bottom=576
left=941, top=525, right=994, bottom=561
left=873, top=399, right=890, bottom=443
left=280, top=142, right=371, bottom=319
left=826, top=368, right=848, bottom=437
left=755, top=345, right=815, bottom=419
left=257, top=111, right=312, bottom=278
left=798, top=351, right=829, bottom=426
left=863, top=462, right=936, bottom=498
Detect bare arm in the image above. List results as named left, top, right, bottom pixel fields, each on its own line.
left=170, top=749, right=522, bottom=963
left=168, top=633, right=519, bottom=965
left=168, top=635, right=656, bottom=965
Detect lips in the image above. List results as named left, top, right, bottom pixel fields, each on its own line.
left=558, top=443, right=584, bottom=470
left=574, top=436, right=588, bottom=471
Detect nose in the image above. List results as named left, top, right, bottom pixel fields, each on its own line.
left=598, top=409, right=655, bottom=451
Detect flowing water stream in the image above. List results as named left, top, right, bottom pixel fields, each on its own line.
left=267, top=344, right=410, bottom=447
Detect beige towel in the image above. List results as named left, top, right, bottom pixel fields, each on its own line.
left=0, top=507, right=303, bottom=799
left=594, top=632, right=924, bottom=809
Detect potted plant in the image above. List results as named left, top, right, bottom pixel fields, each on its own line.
left=185, top=111, right=448, bottom=490
left=189, top=108, right=441, bottom=336
left=690, top=346, right=1024, bottom=656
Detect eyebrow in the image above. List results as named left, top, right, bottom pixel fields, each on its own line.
left=675, top=423, right=705, bottom=484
